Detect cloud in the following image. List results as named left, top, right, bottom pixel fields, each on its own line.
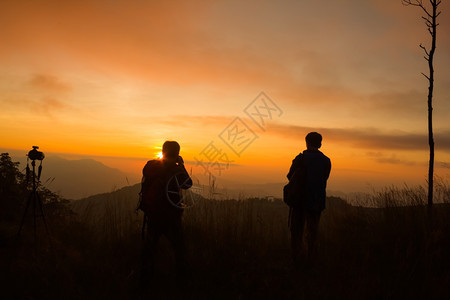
left=158, top=115, right=234, bottom=128
left=28, top=74, right=71, bottom=92
left=366, top=152, right=417, bottom=166
left=1, top=0, right=442, bottom=90
left=438, top=161, right=450, bottom=169
left=2, top=0, right=449, bottom=128
left=0, top=73, right=73, bottom=117
left=143, top=115, right=450, bottom=153
left=129, top=115, right=242, bottom=135
left=363, top=90, right=425, bottom=116
left=266, top=122, right=450, bottom=151
left=3, top=97, right=67, bottom=117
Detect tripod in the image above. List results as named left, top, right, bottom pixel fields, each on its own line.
left=18, top=159, right=48, bottom=238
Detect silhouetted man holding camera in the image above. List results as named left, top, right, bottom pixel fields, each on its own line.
left=140, top=141, right=192, bottom=282
left=287, top=132, right=331, bottom=266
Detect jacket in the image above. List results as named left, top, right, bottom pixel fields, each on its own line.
left=287, top=150, right=331, bottom=212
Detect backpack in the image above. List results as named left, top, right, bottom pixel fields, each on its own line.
left=137, top=175, right=165, bottom=214
left=283, top=160, right=307, bottom=208
left=136, top=160, right=185, bottom=216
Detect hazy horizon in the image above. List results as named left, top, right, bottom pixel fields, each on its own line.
left=3, top=147, right=446, bottom=200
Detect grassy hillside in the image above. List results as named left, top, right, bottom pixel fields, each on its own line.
left=1, top=184, right=449, bottom=299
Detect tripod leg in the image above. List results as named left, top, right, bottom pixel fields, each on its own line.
left=33, top=191, right=37, bottom=241
left=36, top=192, right=49, bottom=234
left=18, top=191, right=33, bottom=235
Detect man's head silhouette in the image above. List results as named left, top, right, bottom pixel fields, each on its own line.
left=306, top=132, right=322, bottom=150
left=162, top=141, right=180, bottom=160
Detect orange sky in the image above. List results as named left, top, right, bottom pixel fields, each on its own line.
left=1, top=0, right=449, bottom=194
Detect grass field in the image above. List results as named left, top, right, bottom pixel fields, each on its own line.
left=1, top=183, right=449, bottom=299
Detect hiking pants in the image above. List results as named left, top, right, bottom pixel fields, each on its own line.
left=142, top=217, right=187, bottom=277
left=290, top=208, right=321, bottom=263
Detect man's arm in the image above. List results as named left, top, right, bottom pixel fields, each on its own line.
left=324, top=157, right=331, bottom=181
left=176, top=164, right=193, bottom=189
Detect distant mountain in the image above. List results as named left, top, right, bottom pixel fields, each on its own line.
left=213, top=182, right=285, bottom=199
left=71, top=182, right=351, bottom=233
left=6, top=151, right=347, bottom=201
left=71, top=184, right=142, bottom=227
left=13, top=155, right=134, bottom=200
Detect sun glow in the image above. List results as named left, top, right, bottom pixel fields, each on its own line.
left=156, top=151, right=163, bottom=159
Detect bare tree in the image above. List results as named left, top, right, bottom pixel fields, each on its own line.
left=402, top=0, right=441, bottom=207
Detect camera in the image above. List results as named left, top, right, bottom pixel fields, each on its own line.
left=28, top=146, right=45, bottom=161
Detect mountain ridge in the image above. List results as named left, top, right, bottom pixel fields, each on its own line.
left=12, top=155, right=136, bottom=200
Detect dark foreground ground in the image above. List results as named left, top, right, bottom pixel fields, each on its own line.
left=1, top=190, right=449, bottom=299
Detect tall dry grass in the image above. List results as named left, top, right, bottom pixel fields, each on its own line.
left=72, top=182, right=449, bottom=298
left=2, top=181, right=449, bottom=299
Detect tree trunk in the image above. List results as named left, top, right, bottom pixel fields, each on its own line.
left=427, top=1, right=437, bottom=208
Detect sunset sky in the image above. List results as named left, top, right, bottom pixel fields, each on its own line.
left=1, top=0, right=449, bottom=194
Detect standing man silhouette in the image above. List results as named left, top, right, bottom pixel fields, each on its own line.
left=140, top=141, right=192, bottom=282
left=287, top=132, right=331, bottom=266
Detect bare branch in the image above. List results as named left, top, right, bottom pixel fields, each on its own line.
left=423, top=9, right=433, bottom=18
left=421, top=72, right=430, bottom=80
left=422, top=16, right=432, bottom=27
left=420, top=43, right=430, bottom=56
left=421, top=16, right=431, bottom=23
left=402, top=0, right=422, bottom=6
left=429, top=0, right=440, bottom=7
left=402, top=0, right=432, bottom=17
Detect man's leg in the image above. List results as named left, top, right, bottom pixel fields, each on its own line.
left=305, top=210, right=321, bottom=263
left=142, top=218, right=162, bottom=284
left=290, top=208, right=306, bottom=265
left=166, top=218, right=187, bottom=277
